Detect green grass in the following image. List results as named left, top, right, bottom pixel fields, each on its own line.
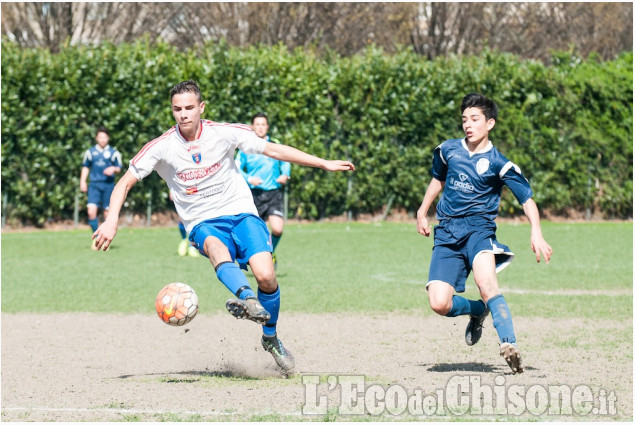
left=1, top=222, right=632, bottom=320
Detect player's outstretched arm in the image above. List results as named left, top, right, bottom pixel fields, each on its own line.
left=262, top=143, right=355, bottom=172
left=522, top=198, right=553, bottom=264
left=416, top=178, right=444, bottom=237
left=93, top=170, right=139, bottom=251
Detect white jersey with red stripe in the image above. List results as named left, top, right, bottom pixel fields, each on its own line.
left=129, top=119, right=266, bottom=233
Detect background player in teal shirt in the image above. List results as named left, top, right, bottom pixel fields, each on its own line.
left=235, top=113, right=291, bottom=269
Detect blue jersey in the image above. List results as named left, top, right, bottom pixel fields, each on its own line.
left=432, top=138, right=532, bottom=221
left=81, top=144, right=122, bottom=184
left=235, top=136, right=291, bottom=191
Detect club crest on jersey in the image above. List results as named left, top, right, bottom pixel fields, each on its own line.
left=191, top=152, right=202, bottom=164
left=476, top=158, right=490, bottom=175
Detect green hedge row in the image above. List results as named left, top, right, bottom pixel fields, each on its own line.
left=1, top=40, right=632, bottom=225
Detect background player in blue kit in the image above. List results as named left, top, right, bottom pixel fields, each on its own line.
left=235, top=113, right=291, bottom=269
left=80, top=127, right=122, bottom=250
left=416, top=93, right=552, bottom=374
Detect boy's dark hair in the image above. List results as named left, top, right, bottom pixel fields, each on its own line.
left=96, top=126, right=109, bottom=136
left=171, top=80, right=202, bottom=103
left=461, top=93, right=498, bottom=121
left=251, top=112, right=269, bottom=125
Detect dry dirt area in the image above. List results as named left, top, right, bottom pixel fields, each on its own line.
left=1, top=312, right=632, bottom=421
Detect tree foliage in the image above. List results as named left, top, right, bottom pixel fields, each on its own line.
left=1, top=41, right=632, bottom=226
left=1, top=3, right=632, bottom=61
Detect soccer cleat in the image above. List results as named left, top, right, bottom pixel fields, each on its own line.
left=178, top=239, right=188, bottom=256
left=272, top=252, right=278, bottom=270
left=187, top=245, right=200, bottom=257
left=500, top=342, right=524, bottom=374
left=225, top=297, right=271, bottom=325
left=261, top=334, right=295, bottom=373
left=465, top=304, right=489, bottom=346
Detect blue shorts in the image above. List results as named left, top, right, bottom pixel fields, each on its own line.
left=427, top=217, right=514, bottom=293
left=87, top=182, right=115, bottom=209
left=189, top=213, right=273, bottom=269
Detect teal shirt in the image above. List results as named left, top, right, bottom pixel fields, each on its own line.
left=235, top=136, right=291, bottom=191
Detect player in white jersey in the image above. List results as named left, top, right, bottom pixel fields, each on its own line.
left=416, top=93, right=552, bottom=374
left=92, top=80, right=355, bottom=374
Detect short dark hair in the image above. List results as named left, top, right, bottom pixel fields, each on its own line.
left=96, top=126, right=109, bottom=136
left=171, top=80, right=202, bottom=103
left=251, top=112, right=269, bottom=125
left=461, top=93, right=498, bottom=121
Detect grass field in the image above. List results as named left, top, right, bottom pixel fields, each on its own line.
left=1, top=221, right=633, bottom=421
left=1, top=221, right=632, bottom=319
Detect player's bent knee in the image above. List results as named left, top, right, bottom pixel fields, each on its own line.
left=248, top=252, right=277, bottom=290
left=428, top=293, right=453, bottom=315
left=87, top=205, right=98, bottom=219
left=427, top=280, right=454, bottom=316
left=429, top=300, right=452, bottom=316
left=256, top=278, right=277, bottom=293
left=252, top=266, right=275, bottom=286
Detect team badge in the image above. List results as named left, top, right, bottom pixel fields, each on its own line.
left=185, top=186, right=198, bottom=195
left=191, top=152, right=202, bottom=164
left=476, top=158, right=490, bottom=175
left=103, top=151, right=111, bottom=159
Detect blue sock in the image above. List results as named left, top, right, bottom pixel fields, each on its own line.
left=215, top=262, right=255, bottom=299
left=178, top=221, right=187, bottom=239
left=271, top=233, right=281, bottom=252
left=88, top=218, right=98, bottom=232
left=487, top=294, right=516, bottom=344
left=445, top=295, right=486, bottom=317
left=258, top=286, right=280, bottom=337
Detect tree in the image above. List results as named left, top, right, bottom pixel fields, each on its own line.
left=407, top=2, right=633, bottom=61
left=2, top=2, right=632, bottom=60
left=1, top=3, right=180, bottom=51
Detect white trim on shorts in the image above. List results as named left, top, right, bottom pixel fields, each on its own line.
left=86, top=203, right=109, bottom=210
left=425, top=279, right=453, bottom=290
left=473, top=247, right=515, bottom=273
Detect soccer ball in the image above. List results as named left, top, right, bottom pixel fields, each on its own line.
left=155, top=282, right=199, bottom=326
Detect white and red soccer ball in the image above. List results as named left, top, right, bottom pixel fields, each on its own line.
left=155, top=282, right=199, bottom=326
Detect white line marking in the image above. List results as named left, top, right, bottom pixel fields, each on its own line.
left=499, top=288, right=632, bottom=297
left=2, top=406, right=304, bottom=417
left=371, top=273, right=632, bottom=296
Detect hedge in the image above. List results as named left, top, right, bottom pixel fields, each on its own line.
left=1, top=40, right=632, bottom=226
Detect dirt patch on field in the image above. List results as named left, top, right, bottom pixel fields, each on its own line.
left=1, top=312, right=632, bottom=421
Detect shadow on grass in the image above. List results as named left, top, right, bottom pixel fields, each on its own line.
left=421, top=362, right=537, bottom=374
left=115, top=369, right=263, bottom=381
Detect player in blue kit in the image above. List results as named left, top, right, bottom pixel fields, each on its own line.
left=80, top=127, right=122, bottom=250
left=416, top=93, right=552, bottom=374
left=235, top=113, right=290, bottom=269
